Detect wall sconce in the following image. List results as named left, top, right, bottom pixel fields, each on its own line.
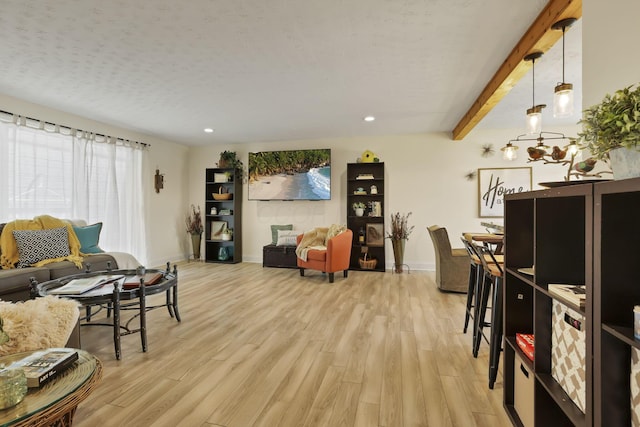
left=552, top=18, right=577, bottom=118
left=524, top=52, right=546, bottom=134
left=154, top=168, right=164, bottom=193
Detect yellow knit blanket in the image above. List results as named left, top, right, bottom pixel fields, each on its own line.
left=0, top=215, right=83, bottom=269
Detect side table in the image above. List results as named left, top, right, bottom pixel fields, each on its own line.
left=0, top=349, right=102, bottom=426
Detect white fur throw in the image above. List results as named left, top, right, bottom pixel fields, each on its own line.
left=0, top=296, right=80, bottom=356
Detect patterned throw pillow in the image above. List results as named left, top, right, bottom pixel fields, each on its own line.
left=12, top=227, right=71, bottom=268
left=270, top=224, right=293, bottom=245
left=72, top=222, right=104, bottom=254
left=276, top=229, right=298, bottom=246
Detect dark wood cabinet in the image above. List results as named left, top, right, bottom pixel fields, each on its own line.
left=593, top=177, right=640, bottom=427
left=504, top=178, right=640, bottom=426
left=204, top=168, right=242, bottom=264
left=503, top=184, right=592, bottom=427
left=346, top=162, right=385, bottom=272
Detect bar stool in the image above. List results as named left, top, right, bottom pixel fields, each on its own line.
left=473, top=242, right=504, bottom=389
left=460, top=237, right=481, bottom=335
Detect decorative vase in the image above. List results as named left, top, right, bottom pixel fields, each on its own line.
left=608, top=146, right=640, bottom=180
left=355, top=208, right=364, bottom=217
left=218, top=246, right=229, bottom=261
left=0, top=367, right=27, bottom=409
left=191, top=233, right=201, bottom=260
left=392, top=238, right=405, bottom=273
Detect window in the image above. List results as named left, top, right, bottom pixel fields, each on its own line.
left=0, top=116, right=147, bottom=261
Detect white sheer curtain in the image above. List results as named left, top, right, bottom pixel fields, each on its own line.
left=0, top=113, right=147, bottom=260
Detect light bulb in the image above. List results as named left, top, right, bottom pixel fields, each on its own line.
left=501, top=143, right=518, bottom=161
left=554, top=83, right=574, bottom=117
left=567, top=141, right=579, bottom=156
left=526, top=112, right=541, bottom=134
left=526, top=105, right=545, bottom=134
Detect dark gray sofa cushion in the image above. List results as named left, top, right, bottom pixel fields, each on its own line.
left=0, top=267, right=50, bottom=302
left=46, top=253, right=119, bottom=279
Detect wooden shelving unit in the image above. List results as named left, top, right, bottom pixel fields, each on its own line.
left=346, top=162, right=385, bottom=272
left=204, top=168, right=242, bottom=264
left=503, top=184, right=592, bottom=427
left=593, top=177, right=640, bottom=426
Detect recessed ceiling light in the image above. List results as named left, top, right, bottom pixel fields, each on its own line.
left=363, top=116, right=375, bottom=122
left=204, top=128, right=214, bottom=133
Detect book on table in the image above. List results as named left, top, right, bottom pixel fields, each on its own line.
left=49, top=275, right=124, bottom=295
left=548, top=284, right=586, bottom=309
left=10, top=348, right=79, bottom=388
left=122, top=272, right=164, bottom=290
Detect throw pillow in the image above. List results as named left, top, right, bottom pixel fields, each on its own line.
left=270, top=224, right=293, bottom=245
left=276, top=229, right=298, bottom=246
left=73, top=222, right=104, bottom=254
left=12, top=227, right=70, bottom=268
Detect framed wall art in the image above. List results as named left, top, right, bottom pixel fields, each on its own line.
left=365, top=223, right=384, bottom=247
left=210, top=221, right=228, bottom=240
left=478, top=167, right=532, bottom=218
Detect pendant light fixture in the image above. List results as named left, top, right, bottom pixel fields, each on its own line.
left=524, top=52, right=545, bottom=134
left=501, top=142, right=518, bottom=160
left=552, top=18, right=577, bottom=118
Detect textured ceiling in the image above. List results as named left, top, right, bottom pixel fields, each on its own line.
left=0, top=0, right=580, bottom=146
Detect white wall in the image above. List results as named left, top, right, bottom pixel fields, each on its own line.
left=582, top=0, right=640, bottom=106
left=189, top=127, right=577, bottom=270
left=0, top=98, right=585, bottom=271
left=0, top=93, right=190, bottom=268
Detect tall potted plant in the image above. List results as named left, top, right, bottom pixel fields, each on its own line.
left=578, top=83, right=640, bottom=179
left=386, top=212, right=414, bottom=273
left=186, top=204, right=203, bottom=260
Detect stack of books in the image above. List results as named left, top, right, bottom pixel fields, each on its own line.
left=10, top=348, right=78, bottom=388
left=122, top=272, right=164, bottom=290
left=356, top=174, right=374, bottom=180
left=548, top=284, right=586, bottom=310
left=516, top=333, right=535, bottom=362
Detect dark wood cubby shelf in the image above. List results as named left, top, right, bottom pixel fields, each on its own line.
left=504, top=177, right=640, bottom=426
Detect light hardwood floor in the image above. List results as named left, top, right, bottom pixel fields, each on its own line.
left=73, top=262, right=511, bottom=427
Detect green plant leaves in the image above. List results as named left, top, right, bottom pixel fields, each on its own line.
left=578, top=83, right=640, bottom=159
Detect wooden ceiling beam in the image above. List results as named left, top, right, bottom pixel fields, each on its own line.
left=451, top=0, right=582, bottom=140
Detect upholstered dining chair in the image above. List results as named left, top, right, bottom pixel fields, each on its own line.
left=427, top=225, right=469, bottom=293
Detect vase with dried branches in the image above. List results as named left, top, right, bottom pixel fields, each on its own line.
left=386, top=212, right=414, bottom=273
left=186, top=204, right=203, bottom=260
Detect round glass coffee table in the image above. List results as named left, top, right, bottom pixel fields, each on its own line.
left=32, top=263, right=180, bottom=360
left=0, top=349, right=101, bottom=426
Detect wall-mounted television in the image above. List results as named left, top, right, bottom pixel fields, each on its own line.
left=248, top=149, right=331, bottom=201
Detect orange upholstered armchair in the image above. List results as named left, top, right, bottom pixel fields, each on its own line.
left=296, top=229, right=352, bottom=283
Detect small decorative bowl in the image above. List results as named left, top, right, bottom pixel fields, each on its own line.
left=212, top=193, right=233, bottom=200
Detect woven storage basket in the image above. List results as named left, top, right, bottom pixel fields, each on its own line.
left=212, top=187, right=232, bottom=200
left=359, top=258, right=377, bottom=270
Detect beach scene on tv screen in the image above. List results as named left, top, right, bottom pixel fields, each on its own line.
left=248, top=149, right=331, bottom=200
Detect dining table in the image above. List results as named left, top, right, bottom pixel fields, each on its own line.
left=464, top=232, right=504, bottom=254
